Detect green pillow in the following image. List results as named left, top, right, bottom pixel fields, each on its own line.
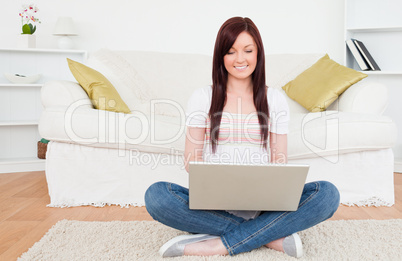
left=282, top=54, right=367, bottom=112
left=67, top=58, right=130, bottom=113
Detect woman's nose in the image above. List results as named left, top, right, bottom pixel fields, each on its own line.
left=236, top=53, right=245, bottom=63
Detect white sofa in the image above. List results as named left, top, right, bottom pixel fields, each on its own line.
left=39, top=49, right=397, bottom=208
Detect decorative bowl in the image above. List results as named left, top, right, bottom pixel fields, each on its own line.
left=3, top=73, right=42, bottom=84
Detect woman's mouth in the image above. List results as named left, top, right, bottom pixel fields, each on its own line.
left=234, top=65, right=248, bottom=71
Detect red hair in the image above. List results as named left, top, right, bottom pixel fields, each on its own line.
left=209, top=17, right=269, bottom=153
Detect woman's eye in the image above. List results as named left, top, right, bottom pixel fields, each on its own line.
left=227, top=52, right=234, bottom=55
left=245, top=50, right=253, bottom=53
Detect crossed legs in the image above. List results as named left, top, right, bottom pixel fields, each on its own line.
left=145, top=180, right=340, bottom=256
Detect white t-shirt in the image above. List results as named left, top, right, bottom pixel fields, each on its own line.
left=185, top=85, right=290, bottom=220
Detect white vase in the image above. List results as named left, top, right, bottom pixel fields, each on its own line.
left=17, top=34, right=36, bottom=48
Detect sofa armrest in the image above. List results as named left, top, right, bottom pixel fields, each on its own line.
left=41, top=80, right=93, bottom=110
left=39, top=106, right=185, bottom=154
left=40, top=80, right=186, bottom=153
left=337, top=80, right=388, bottom=115
left=39, top=106, right=126, bottom=144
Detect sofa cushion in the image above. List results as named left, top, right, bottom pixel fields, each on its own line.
left=39, top=107, right=186, bottom=155
left=288, top=111, right=397, bottom=159
left=282, top=54, right=368, bottom=112
left=39, top=104, right=397, bottom=159
left=67, top=59, right=131, bottom=113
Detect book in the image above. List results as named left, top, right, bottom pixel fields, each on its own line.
left=346, top=39, right=370, bottom=71
left=352, top=39, right=381, bottom=71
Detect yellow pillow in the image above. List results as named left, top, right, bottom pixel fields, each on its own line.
left=282, top=54, right=367, bottom=112
left=67, top=58, right=130, bottom=113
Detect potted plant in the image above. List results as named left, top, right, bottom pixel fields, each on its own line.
left=18, top=4, right=41, bottom=48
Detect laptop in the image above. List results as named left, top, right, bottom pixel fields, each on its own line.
left=189, top=162, right=309, bottom=211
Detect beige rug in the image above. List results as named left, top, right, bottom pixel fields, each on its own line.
left=18, top=219, right=402, bottom=261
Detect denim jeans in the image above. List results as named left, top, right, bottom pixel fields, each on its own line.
left=145, top=180, right=340, bottom=256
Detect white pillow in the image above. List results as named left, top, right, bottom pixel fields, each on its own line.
left=87, top=49, right=157, bottom=112
left=87, top=49, right=185, bottom=117
left=116, top=50, right=212, bottom=117
left=266, top=53, right=324, bottom=89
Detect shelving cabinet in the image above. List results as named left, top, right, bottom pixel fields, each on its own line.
left=0, top=48, right=87, bottom=173
left=344, top=0, right=402, bottom=172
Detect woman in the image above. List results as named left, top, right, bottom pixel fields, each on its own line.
left=145, top=17, right=340, bottom=258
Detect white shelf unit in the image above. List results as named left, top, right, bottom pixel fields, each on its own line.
left=344, top=0, right=402, bottom=172
left=344, top=27, right=402, bottom=73
left=0, top=48, right=87, bottom=173
left=0, top=121, right=39, bottom=126
left=347, top=26, right=402, bottom=33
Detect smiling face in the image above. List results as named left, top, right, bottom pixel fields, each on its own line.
left=223, top=31, right=258, bottom=84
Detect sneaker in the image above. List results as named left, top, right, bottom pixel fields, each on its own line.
left=159, top=234, right=220, bottom=258
left=283, top=233, right=303, bottom=258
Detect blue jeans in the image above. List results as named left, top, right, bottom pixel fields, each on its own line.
left=145, top=181, right=340, bottom=256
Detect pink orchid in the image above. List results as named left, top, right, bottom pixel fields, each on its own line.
left=19, top=4, right=41, bottom=34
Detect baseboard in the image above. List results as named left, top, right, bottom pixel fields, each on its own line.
left=394, top=158, right=402, bottom=173
left=0, top=158, right=46, bottom=174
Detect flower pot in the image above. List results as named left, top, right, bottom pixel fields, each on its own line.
left=17, top=34, right=36, bottom=48
left=37, top=141, right=48, bottom=159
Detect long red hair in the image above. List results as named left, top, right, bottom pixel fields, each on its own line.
left=209, top=17, right=269, bottom=153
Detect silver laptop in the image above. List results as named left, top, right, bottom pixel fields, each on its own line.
left=189, top=162, right=309, bottom=211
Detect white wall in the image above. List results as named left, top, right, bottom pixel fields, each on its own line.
left=2, top=0, right=345, bottom=62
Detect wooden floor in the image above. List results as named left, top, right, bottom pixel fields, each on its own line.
left=0, top=171, right=401, bottom=260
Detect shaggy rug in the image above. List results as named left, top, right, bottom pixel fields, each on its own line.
left=18, top=219, right=402, bottom=260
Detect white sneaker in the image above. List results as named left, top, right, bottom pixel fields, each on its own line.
left=283, top=233, right=303, bottom=258
left=159, top=234, right=220, bottom=258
